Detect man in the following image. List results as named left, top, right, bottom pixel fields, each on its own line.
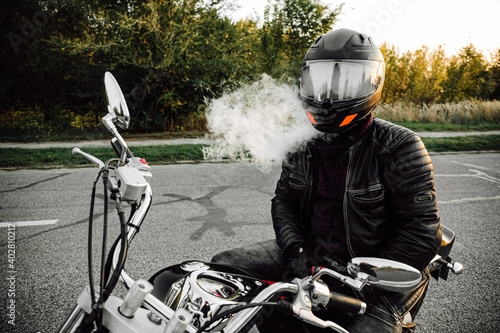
left=212, top=28, right=442, bottom=332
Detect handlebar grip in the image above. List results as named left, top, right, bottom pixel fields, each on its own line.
left=328, top=292, right=367, bottom=315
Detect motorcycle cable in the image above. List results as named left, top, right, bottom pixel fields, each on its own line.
left=94, top=166, right=112, bottom=332
left=93, top=160, right=129, bottom=331
left=83, top=165, right=112, bottom=333
left=80, top=160, right=127, bottom=333
left=73, top=168, right=104, bottom=333
left=100, top=198, right=128, bottom=302
left=195, top=300, right=294, bottom=333
left=87, top=169, right=104, bottom=314
left=101, top=203, right=137, bottom=287
left=85, top=204, right=127, bottom=332
left=100, top=167, right=110, bottom=296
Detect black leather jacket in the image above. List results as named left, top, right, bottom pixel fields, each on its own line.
left=271, top=118, right=442, bottom=318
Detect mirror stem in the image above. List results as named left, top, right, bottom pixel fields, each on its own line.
left=103, top=114, right=130, bottom=164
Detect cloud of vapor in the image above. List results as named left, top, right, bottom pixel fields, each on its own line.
left=203, top=74, right=321, bottom=172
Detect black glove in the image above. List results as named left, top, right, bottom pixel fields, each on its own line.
left=287, top=245, right=310, bottom=278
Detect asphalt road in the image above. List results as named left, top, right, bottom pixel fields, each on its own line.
left=0, top=152, right=499, bottom=333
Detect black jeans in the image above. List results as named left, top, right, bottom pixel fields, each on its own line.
left=211, top=239, right=403, bottom=333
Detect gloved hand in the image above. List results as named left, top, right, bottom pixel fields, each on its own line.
left=287, top=245, right=310, bottom=278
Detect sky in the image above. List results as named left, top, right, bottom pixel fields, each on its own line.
left=228, top=0, right=500, bottom=58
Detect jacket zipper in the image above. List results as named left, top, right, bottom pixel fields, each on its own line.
left=343, top=148, right=356, bottom=258
left=303, top=146, right=315, bottom=231
left=341, top=128, right=371, bottom=258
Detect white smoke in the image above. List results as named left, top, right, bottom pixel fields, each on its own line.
left=203, top=74, right=321, bottom=172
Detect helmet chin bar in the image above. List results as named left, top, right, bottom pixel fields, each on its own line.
left=306, top=109, right=362, bottom=134
left=304, top=93, right=379, bottom=134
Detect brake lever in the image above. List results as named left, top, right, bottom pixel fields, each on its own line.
left=311, top=267, right=367, bottom=291
left=291, top=277, right=349, bottom=333
left=294, top=309, right=349, bottom=333
left=73, top=148, right=106, bottom=183
left=73, top=147, right=105, bottom=169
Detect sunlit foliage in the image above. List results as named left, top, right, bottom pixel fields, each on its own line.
left=1, top=0, right=498, bottom=135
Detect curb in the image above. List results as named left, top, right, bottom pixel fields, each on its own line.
left=429, top=150, right=499, bottom=155
left=1, top=131, right=500, bottom=149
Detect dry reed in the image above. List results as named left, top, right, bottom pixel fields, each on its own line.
left=373, top=100, right=500, bottom=124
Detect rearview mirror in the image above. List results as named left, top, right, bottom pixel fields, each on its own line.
left=104, top=72, right=130, bottom=130
left=348, top=257, right=423, bottom=292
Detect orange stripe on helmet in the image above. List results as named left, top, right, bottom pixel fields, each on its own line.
left=339, top=113, right=358, bottom=127
left=306, top=111, right=317, bottom=125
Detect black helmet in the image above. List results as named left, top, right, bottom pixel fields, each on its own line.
left=300, top=28, right=385, bottom=133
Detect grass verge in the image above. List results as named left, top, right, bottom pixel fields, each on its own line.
left=0, top=144, right=208, bottom=169
left=420, top=135, right=500, bottom=152
left=394, top=122, right=500, bottom=132
left=0, top=136, right=499, bottom=170
left=0, top=129, right=208, bottom=143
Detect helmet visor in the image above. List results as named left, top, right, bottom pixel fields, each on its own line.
left=300, top=60, right=384, bottom=104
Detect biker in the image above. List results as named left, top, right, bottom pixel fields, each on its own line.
left=211, top=28, right=442, bottom=333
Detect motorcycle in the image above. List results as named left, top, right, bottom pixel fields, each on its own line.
left=58, top=72, right=463, bottom=333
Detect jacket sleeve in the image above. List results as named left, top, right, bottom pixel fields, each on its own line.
left=378, top=134, right=442, bottom=271
left=271, top=159, right=307, bottom=256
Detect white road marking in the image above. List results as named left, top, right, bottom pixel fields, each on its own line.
left=436, top=169, right=500, bottom=185
left=0, top=220, right=58, bottom=227
left=468, top=169, right=500, bottom=185
left=451, top=160, right=500, bottom=174
left=439, top=195, right=500, bottom=204
left=433, top=164, right=500, bottom=203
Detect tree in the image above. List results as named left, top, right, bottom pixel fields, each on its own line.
left=379, top=43, right=410, bottom=103
left=260, top=0, right=342, bottom=80
left=424, top=46, right=448, bottom=103
left=32, top=0, right=263, bottom=132
left=488, top=49, right=500, bottom=100
left=406, top=45, right=448, bottom=105
left=1, top=0, right=348, bottom=134
left=441, top=44, right=495, bottom=101
left=0, top=0, right=119, bottom=132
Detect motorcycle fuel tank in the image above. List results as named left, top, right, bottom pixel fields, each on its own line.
left=149, top=261, right=275, bottom=330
